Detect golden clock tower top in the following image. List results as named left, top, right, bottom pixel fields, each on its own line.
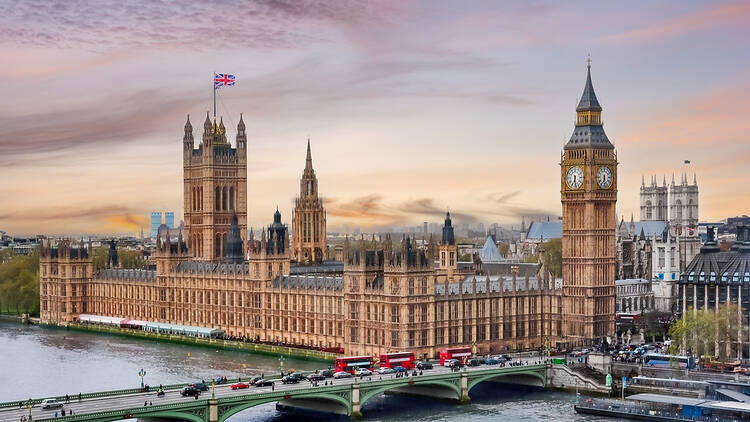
left=565, top=61, right=613, bottom=151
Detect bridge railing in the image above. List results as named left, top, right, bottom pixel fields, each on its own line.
left=0, top=370, right=317, bottom=410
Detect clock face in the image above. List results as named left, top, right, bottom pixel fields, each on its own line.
left=566, top=166, right=584, bottom=190
left=597, top=166, right=613, bottom=189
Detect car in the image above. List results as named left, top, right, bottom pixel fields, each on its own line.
left=41, top=399, right=63, bottom=410
left=486, top=358, right=500, bottom=365
left=253, top=379, right=274, bottom=387
left=250, top=376, right=263, bottom=385
left=320, top=369, right=334, bottom=378
left=355, top=368, right=373, bottom=377
left=467, top=358, right=482, bottom=367
left=308, top=373, right=326, bottom=381
left=445, top=359, right=463, bottom=369
left=416, top=361, right=433, bottom=370
left=191, top=382, right=210, bottom=391
left=393, top=366, right=407, bottom=372
left=333, top=371, right=353, bottom=379
left=181, top=387, right=201, bottom=397
left=378, top=367, right=395, bottom=374
left=282, top=374, right=301, bottom=384
left=231, top=382, right=249, bottom=390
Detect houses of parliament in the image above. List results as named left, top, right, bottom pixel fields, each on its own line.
left=39, top=65, right=618, bottom=357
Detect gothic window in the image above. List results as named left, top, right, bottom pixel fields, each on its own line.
left=408, top=278, right=414, bottom=295
left=645, top=200, right=652, bottom=219
left=215, top=187, right=220, bottom=211
left=229, top=186, right=235, bottom=211
left=421, top=278, right=427, bottom=294
left=222, top=187, right=228, bottom=211
left=215, top=234, right=222, bottom=258
left=391, top=305, right=399, bottom=323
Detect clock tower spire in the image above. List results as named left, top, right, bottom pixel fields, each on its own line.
left=560, top=60, right=617, bottom=347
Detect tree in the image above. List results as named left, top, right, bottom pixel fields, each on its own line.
left=638, top=311, right=674, bottom=343
left=0, top=250, right=40, bottom=316
left=668, top=304, right=741, bottom=364
left=543, top=239, right=562, bottom=277
left=497, top=242, right=509, bottom=258
left=524, top=255, right=539, bottom=263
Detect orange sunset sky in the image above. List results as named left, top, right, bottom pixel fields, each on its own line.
left=0, top=0, right=748, bottom=236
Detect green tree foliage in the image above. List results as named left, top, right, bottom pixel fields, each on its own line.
left=524, top=255, right=539, bottom=263
left=637, top=311, right=674, bottom=343
left=0, top=249, right=40, bottom=316
left=542, top=239, right=562, bottom=277
left=668, top=304, right=741, bottom=363
left=497, top=242, right=509, bottom=258
left=92, top=246, right=145, bottom=271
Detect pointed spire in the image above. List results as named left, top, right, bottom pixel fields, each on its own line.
left=663, top=174, right=667, bottom=187
left=184, top=114, right=192, bottom=131
left=671, top=173, right=675, bottom=185
left=576, top=57, right=602, bottom=112
left=693, top=172, right=697, bottom=185
left=238, top=113, right=245, bottom=130
left=204, top=111, right=211, bottom=129
left=641, top=175, right=645, bottom=188
left=305, top=138, right=313, bottom=171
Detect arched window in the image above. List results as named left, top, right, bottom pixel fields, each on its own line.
left=229, top=186, right=235, bottom=211
left=222, top=233, right=227, bottom=257
left=215, top=187, right=220, bottom=211
left=215, top=233, right=221, bottom=258
left=645, top=200, right=652, bottom=220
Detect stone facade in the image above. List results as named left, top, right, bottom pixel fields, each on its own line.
left=291, top=141, right=327, bottom=264
left=615, top=278, right=655, bottom=314
left=183, top=114, right=248, bottom=260
left=560, top=64, right=618, bottom=345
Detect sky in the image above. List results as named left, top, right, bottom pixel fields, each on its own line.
left=0, top=0, right=748, bottom=236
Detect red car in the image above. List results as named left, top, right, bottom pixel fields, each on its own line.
left=231, top=382, right=249, bottom=390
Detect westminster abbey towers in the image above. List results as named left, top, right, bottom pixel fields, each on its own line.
left=183, top=114, right=248, bottom=260
left=560, top=64, right=618, bottom=345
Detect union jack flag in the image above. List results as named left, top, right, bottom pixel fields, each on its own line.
left=214, top=73, right=235, bottom=89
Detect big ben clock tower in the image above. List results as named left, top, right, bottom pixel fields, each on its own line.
left=561, top=61, right=617, bottom=346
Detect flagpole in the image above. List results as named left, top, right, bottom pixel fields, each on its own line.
left=213, top=72, right=216, bottom=118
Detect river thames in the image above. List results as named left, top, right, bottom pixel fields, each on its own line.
left=0, top=322, right=618, bottom=421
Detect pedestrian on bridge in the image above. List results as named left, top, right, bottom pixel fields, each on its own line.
left=18, top=401, right=22, bottom=409
left=61, top=408, right=65, bottom=417
left=65, top=395, right=69, bottom=404
left=54, top=411, right=57, bottom=418
left=78, top=393, right=81, bottom=402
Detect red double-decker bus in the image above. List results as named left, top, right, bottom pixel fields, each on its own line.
left=379, top=352, right=416, bottom=369
left=334, top=355, right=374, bottom=374
left=439, top=346, right=472, bottom=365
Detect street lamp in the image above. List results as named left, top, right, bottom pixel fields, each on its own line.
left=278, top=356, right=285, bottom=376
left=138, top=368, right=146, bottom=388
left=27, top=400, right=33, bottom=422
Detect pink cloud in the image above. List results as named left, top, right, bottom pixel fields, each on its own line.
left=605, top=1, right=750, bottom=43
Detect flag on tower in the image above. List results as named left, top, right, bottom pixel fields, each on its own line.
left=214, top=73, right=236, bottom=89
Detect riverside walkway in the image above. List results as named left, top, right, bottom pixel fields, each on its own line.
left=0, top=364, right=548, bottom=421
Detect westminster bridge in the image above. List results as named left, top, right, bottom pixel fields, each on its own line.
left=0, top=363, right=608, bottom=421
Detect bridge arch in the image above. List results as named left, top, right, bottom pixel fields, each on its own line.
left=358, top=379, right=462, bottom=408
left=218, top=391, right=351, bottom=422
left=467, top=368, right=546, bottom=392
left=138, top=410, right=207, bottom=422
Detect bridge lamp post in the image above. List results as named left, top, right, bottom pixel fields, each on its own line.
left=27, top=401, right=33, bottom=422
left=278, top=356, right=285, bottom=375
left=138, top=368, right=146, bottom=388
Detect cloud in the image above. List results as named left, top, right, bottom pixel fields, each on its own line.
left=604, top=1, right=750, bottom=43
left=0, top=89, right=201, bottom=166
left=0, top=0, right=397, bottom=51
left=0, top=205, right=138, bottom=221
left=106, top=214, right=149, bottom=232
left=488, top=191, right=521, bottom=203
left=397, top=198, right=480, bottom=224
left=619, top=80, right=750, bottom=147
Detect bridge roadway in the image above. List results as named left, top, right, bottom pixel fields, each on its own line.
left=0, top=361, right=549, bottom=421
